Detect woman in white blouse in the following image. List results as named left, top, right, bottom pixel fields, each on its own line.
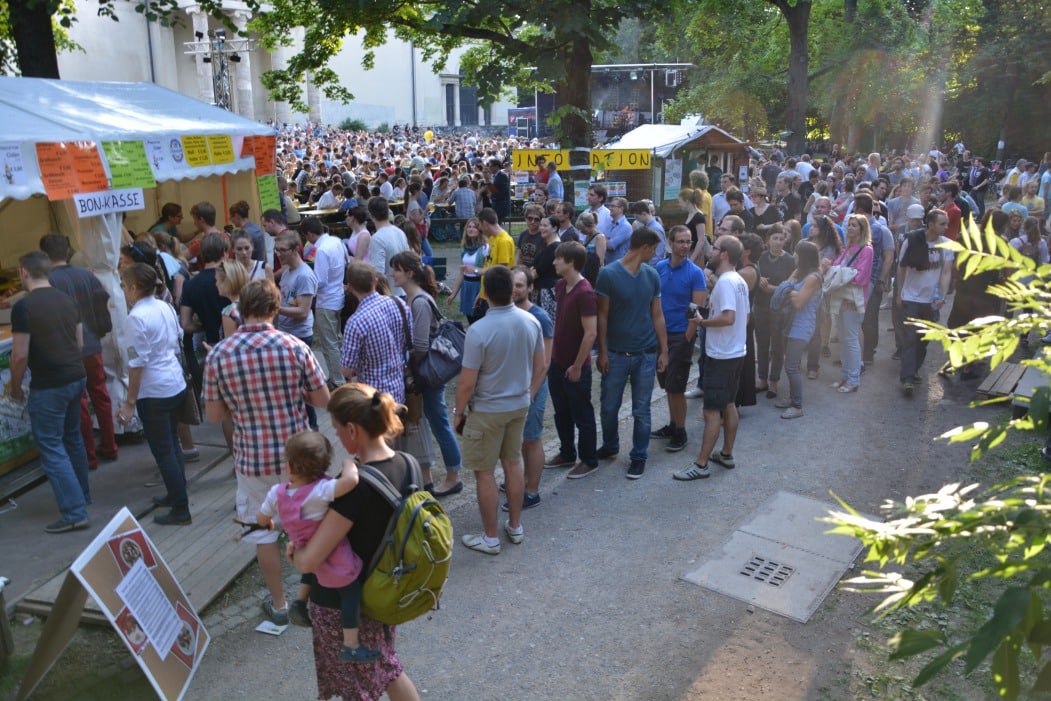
left=116, top=263, right=191, bottom=526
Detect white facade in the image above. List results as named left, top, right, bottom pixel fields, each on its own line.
left=55, top=3, right=514, bottom=129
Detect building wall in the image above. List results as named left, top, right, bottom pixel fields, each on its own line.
left=56, top=6, right=513, bottom=129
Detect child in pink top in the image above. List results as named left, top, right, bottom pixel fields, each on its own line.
left=258, top=431, right=379, bottom=663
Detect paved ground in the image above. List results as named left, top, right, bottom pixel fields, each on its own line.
left=182, top=311, right=993, bottom=700
left=2, top=293, right=1003, bottom=700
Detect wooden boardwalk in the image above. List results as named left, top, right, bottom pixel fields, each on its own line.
left=17, top=451, right=254, bottom=626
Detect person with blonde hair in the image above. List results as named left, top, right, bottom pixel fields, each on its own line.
left=826, top=214, right=873, bottom=393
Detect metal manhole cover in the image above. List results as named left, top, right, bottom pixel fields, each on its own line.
left=740, top=555, right=794, bottom=587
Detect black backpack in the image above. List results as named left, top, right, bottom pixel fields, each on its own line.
left=900, top=229, right=931, bottom=271
left=582, top=233, right=602, bottom=285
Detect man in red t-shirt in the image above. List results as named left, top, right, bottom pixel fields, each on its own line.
left=534, top=154, right=550, bottom=186
left=542, top=241, right=599, bottom=479
left=938, top=182, right=962, bottom=240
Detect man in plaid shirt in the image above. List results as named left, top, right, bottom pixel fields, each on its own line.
left=204, top=279, right=329, bottom=626
left=340, top=261, right=410, bottom=403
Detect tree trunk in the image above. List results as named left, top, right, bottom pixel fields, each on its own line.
left=776, top=0, right=811, bottom=156
left=9, top=0, right=60, bottom=78
left=844, top=0, right=857, bottom=23
left=557, top=27, right=593, bottom=184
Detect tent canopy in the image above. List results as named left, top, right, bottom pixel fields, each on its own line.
left=604, top=123, right=745, bottom=159
left=0, top=77, right=274, bottom=201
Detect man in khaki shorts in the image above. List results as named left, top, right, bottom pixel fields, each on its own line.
left=204, top=279, right=329, bottom=623
left=453, top=265, right=546, bottom=555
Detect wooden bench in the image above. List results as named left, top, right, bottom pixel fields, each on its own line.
left=1011, top=348, right=1051, bottom=417
left=977, top=362, right=1026, bottom=397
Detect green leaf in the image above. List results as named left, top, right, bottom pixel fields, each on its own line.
left=912, top=641, right=968, bottom=688
left=965, top=588, right=1030, bottom=673
left=992, top=637, right=1021, bottom=701
left=889, top=629, right=948, bottom=660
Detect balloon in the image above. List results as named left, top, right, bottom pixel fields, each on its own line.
left=424, top=130, right=434, bottom=142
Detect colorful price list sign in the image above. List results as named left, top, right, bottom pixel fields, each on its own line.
left=206, top=134, right=235, bottom=165
left=180, top=135, right=211, bottom=168
left=35, top=142, right=110, bottom=200
left=101, top=141, right=157, bottom=190
left=591, top=149, right=652, bottom=170
left=241, top=135, right=276, bottom=175
left=257, top=174, right=281, bottom=213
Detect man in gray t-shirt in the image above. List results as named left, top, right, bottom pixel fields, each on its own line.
left=454, top=265, right=545, bottom=556
left=275, top=231, right=318, bottom=340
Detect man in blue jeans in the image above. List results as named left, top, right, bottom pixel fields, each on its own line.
left=595, top=228, right=668, bottom=479
left=10, top=251, right=91, bottom=533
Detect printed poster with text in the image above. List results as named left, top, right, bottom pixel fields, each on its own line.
left=241, top=134, right=276, bottom=175
left=257, top=174, right=281, bottom=213
left=70, top=507, right=209, bottom=701
left=35, top=142, right=110, bottom=200
left=101, top=141, right=157, bottom=190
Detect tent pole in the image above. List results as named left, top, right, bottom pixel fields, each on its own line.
left=221, top=174, right=229, bottom=226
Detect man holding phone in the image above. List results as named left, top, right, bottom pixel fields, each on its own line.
left=651, top=225, right=707, bottom=453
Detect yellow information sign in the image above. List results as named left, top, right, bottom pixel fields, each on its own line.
left=101, top=141, right=157, bottom=190
left=512, top=149, right=570, bottom=171
left=181, top=135, right=211, bottom=167
left=207, top=134, right=235, bottom=165
left=591, top=149, right=652, bottom=171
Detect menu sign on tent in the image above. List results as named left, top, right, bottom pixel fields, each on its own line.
left=35, top=141, right=109, bottom=200
left=101, top=141, right=157, bottom=190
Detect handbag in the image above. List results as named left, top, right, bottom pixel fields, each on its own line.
left=822, top=246, right=865, bottom=310
left=177, top=347, right=202, bottom=426
left=415, top=296, right=466, bottom=390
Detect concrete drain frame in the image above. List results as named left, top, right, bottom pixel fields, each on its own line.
left=681, top=491, right=878, bottom=623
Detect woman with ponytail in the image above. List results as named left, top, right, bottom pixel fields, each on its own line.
left=290, top=383, right=421, bottom=701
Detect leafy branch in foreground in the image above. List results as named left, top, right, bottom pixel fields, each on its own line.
left=826, top=218, right=1051, bottom=699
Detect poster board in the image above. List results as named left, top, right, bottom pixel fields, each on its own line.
left=17, top=508, right=209, bottom=701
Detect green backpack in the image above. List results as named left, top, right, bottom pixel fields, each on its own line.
left=359, top=455, right=453, bottom=625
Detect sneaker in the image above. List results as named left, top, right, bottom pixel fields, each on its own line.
left=673, top=462, right=710, bottom=480
left=597, top=446, right=619, bottom=460
left=503, top=521, right=524, bottom=545
left=567, top=462, right=599, bottom=479
left=261, top=595, right=290, bottom=625
left=650, top=423, right=675, bottom=439
left=461, top=533, right=501, bottom=555
left=183, top=448, right=201, bottom=463
left=288, top=599, right=312, bottom=627
left=543, top=452, right=576, bottom=469
left=501, top=493, right=541, bottom=511
left=780, top=407, right=804, bottom=419
left=626, top=460, right=645, bottom=480
left=903, top=382, right=914, bottom=398
left=44, top=518, right=90, bottom=534
left=684, top=387, right=704, bottom=399
left=710, top=451, right=735, bottom=469
left=154, top=511, right=192, bottom=526
left=665, top=431, right=688, bottom=453
left=774, top=399, right=792, bottom=409
left=806, top=370, right=818, bottom=380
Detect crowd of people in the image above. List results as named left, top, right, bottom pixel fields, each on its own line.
left=17, top=120, right=1051, bottom=699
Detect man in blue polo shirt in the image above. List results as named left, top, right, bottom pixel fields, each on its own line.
left=650, top=225, right=707, bottom=453
left=595, top=227, right=668, bottom=479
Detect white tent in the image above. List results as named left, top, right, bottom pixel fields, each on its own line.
left=604, top=123, right=744, bottom=159
left=0, top=77, right=275, bottom=453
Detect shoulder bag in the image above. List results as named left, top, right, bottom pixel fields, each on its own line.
left=414, top=296, right=466, bottom=391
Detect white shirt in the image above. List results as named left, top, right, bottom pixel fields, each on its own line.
left=379, top=181, right=395, bottom=200
left=260, top=478, right=337, bottom=524
left=705, top=269, right=750, bottom=360
left=125, top=295, right=186, bottom=399
left=315, top=190, right=340, bottom=210
left=368, top=223, right=410, bottom=295
left=589, top=204, right=612, bottom=232
left=312, top=233, right=348, bottom=310
left=899, top=235, right=954, bottom=303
